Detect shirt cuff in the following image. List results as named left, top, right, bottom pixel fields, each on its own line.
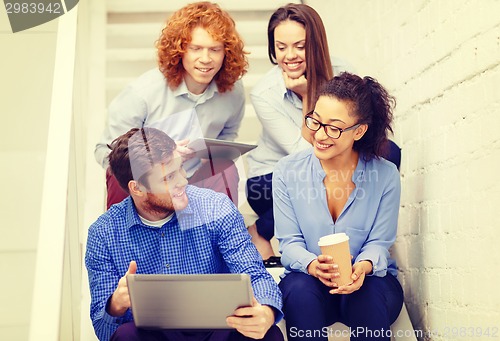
left=289, top=253, right=316, bottom=275
left=355, top=250, right=387, bottom=277
left=259, top=299, right=284, bottom=324
left=102, top=309, right=125, bottom=325
left=103, top=295, right=130, bottom=325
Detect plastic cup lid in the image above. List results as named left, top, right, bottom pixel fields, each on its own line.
left=318, top=232, right=349, bottom=246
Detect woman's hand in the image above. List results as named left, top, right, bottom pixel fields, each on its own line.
left=282, top=71, right=307, bottom=99
left=329, top=260, right=373, bottom=295
left=307, top=255, right=340, bottom=288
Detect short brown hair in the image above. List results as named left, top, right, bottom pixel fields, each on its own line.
left=156, top=1, right=248, bottom=93
left=108, top=128, right=177, bottom=192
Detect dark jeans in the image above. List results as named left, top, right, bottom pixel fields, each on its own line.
left=106, top=158, right=239, bottom=209
left=245, top=173, right=274, bottom=241
left=279, top=272, right=404, bottom=341
left=110, top=323, right=284, bottom=341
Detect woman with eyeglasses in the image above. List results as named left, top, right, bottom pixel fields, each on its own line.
left=245, top=3, right=353, bottom=264
left=273, top=73, right=404, bottom=341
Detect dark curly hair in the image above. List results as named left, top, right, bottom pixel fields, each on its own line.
left=108, top=128, right=177, bottom=192
left=156, top=1, right=248, bottom=93
left=317, top=72, right=396, bottom=160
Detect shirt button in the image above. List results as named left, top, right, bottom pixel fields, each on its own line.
left=161, top=233, right=165, bottom=237
left=165, top=264, right=170, bottom=268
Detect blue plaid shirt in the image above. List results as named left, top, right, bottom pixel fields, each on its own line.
left=85, top=186, right=283, bottom=341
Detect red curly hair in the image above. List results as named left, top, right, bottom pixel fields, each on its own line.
left=155, top=2, right=248, bottom=93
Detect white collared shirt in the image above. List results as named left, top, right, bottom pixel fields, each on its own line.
left=95, top=68, right=245, bottom=176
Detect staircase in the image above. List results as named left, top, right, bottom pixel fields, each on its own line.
left=81, top=3, right=417, bottom=340
left=105, top=0, right=301, bottom=144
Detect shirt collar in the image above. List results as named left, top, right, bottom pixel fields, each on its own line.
left=124, top=197, right=145, bottom=229
left=124, top=186, right=196, bottom=230
left=351, top=156, right=366, bottom=185
left=173, top=78, right=218, bottom=103
left=311, top=151, right=367, bottom=185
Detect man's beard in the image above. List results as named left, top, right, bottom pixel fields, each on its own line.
left=143, top=193, right=175, bottom=216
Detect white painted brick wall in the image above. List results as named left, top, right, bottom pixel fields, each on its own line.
left=308, top=0, right=500, bottom=339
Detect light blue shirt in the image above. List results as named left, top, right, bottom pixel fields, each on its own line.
left=95, top=68, right=245, bottom=176
left=246, top=58, right=354, bottom=178
left=273, top=148, right=401, bottom=278
left=86, top=186, right=283, bottom=341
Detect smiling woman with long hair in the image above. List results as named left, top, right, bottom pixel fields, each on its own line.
left=274, top=72, right=404, bottom=341
left=245, top=3, right=353, bottom=263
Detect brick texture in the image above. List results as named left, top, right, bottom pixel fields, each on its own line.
left=308, top=1, right=500, bottom=339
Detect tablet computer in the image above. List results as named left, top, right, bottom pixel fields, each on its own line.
left=187, top=138, right=257, bottom=160
left=127, top=273, right=253, bottom=330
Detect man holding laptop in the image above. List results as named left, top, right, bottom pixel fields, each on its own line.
left=85, top=127, right=284, bottom=341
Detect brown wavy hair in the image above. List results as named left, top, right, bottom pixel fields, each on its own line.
left=267, top=4, right=333, bottom=113
left=156, top=2, right=248, bottom=93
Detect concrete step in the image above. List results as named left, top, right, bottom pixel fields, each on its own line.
left=106, top=48, right=156, bottom=62
left=106, top=0, right=300, bottom=13
left=106, top=59, right=156, bottom=84
left=247, top=45, right=268, bottom=61
left=243, top=74, right=260, bottom=90
left=244, top=103, right=257, bottom=119
left=236, top=20, right=270, bottom=46
left=237, top=107, right=262, bottom=144
left=106, top=23, right=165, bottom=49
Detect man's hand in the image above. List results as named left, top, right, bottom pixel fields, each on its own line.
left=226, top=297, right=275, bottom=339
left=176, top=139, right=195, bottom=162
left=107, top=261, right=137, bottom=317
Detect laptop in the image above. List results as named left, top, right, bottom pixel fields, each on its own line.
left=187, top=138, right=257, bottom=160
left=127, top=273, right=253, bottom=330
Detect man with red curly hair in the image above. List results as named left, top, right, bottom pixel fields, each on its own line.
left=95, top=2, right=248, bottom=210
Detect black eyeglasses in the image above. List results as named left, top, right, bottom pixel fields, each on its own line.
left=304, top=113, right=360, bottom=139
